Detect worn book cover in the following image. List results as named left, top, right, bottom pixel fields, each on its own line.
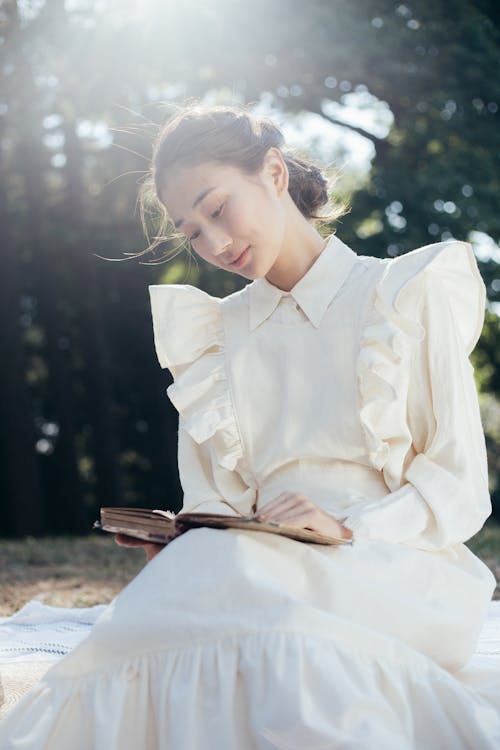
left=94, top=506, right=352, bottom=546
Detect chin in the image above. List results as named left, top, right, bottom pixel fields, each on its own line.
left=227, top=255, right=261, bottom=280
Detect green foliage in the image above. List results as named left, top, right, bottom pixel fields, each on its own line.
left=0, top=0, right=499, bottom=533
left=474, top=311, right=500, bottom=395
left=467, top=519, right=500, bottom=559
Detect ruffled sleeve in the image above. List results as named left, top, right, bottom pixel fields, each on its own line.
left=343, top=240, right=492, bottom=550
left=149, top=283, right=257, bottom=515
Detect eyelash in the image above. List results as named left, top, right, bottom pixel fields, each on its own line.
left=189, top=203, right=225, bottom=242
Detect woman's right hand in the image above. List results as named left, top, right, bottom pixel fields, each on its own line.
left=114, top=533, right=166, bottom=563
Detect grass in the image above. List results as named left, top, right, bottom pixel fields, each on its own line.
left=464, top=519, right=500, bottom=599
left=0, top=534, right=145, bottom=617
left=1, top=520, right=499, bottom=617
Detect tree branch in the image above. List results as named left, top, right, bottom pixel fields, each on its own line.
left=319, top=111, right=385, bottom=146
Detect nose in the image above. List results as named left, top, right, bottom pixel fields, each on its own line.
left=203, top=226, right=232, bottom=258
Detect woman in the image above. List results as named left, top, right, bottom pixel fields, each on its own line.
left=1, top=103, right=499, bottom=749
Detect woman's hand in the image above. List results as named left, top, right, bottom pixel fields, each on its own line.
left=114, top=533, right=166, bottom=563
left=254, top=492, right=353, bottom=540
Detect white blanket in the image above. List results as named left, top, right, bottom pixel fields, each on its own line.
left=0, top=600, right=108, bottom=663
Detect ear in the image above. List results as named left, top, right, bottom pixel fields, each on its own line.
left=261, top=147, right=289, bottom=195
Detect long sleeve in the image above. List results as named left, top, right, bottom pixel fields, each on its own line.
left=343, top=241, right=492, bottom=551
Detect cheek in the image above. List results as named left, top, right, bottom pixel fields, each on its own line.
left=229, top=186, right=271, bottom=229
left=224, top=199, right=252, bottom=235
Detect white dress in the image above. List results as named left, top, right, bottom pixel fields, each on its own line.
left=1, top=234, right=500, bottom=749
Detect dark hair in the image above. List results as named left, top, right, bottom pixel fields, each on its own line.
left=137, top=102, right=348, bottom=261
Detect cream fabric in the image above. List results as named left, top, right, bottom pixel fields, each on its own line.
left=152, top=233, right=492, bottom=551
left=1, top=234, right=499, bottom=749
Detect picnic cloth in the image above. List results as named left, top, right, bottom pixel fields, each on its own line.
left=0, top=600, right=108, bottom=664
left=0, top=600, right=107, bottom=719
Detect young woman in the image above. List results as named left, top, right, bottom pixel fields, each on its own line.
left=1, top=103, right=499, bottom=748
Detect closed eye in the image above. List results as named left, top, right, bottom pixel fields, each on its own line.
left=211, top=203, right=224, bottom=219
left=189, top=203, right=225, bottom=242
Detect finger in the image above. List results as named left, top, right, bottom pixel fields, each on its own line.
left=115, top=534, right=163, bottom=549
left=257, top=492, right=295, bottom=514
left=255, top=498, right=304, bottom=520
left=114, top=533, right=148, bottom=547
left=258, top=492, right=309, bottom=514
left=271, top=510, right=318, bottom=528
left=257, top=495, right=311, bottom=520
left=271, top=506, right=316, bottom=521
left=258, top=500, right=300, bottom=520
left=271, top=510, right=345, bottom=537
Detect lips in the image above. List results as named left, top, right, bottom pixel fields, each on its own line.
left=229, top=246, right=250, bottom=265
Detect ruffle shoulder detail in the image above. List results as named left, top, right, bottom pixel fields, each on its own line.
left=149, top=284, right=243, bottom=472
left=356, top=240, right=486, bottom=474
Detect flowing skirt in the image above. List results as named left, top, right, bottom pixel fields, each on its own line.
left=0, top=527, right=499, bottom=749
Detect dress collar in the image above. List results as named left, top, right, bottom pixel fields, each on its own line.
left=248, top=233, right=359, bottom=330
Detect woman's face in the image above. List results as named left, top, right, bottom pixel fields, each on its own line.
left=159, top=149, right=289, bottom=280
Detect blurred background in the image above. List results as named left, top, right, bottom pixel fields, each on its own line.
left=1, top=0, right=499, bottom=537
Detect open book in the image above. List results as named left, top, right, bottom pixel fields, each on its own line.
left=94, top=501, right=352, bottom=547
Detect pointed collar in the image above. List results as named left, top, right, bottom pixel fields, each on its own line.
left=248, top=233, right=359, bottom=331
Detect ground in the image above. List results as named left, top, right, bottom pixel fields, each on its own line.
left=0, top=534, right=144, bottom=617
left=1, top=521, right=499, bottom=617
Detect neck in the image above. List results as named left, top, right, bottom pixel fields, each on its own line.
left=264, top=211, right=329, bottom=292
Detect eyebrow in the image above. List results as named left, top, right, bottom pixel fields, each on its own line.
left=173, top=186, right=217, bottom=229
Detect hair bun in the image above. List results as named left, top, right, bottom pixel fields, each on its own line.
left=283, top=155, right=330, bottom=220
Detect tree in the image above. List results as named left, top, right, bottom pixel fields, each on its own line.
left=1, top=0, right=498, bottom=533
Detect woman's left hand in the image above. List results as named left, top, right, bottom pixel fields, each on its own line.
left=253, top=492, right=353, bottom=540
left=114, top=533, right=166, bottom=563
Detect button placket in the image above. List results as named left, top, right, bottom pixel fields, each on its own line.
left=270, top=294, right=307, bottom=324
left=280, top=295, right=296, bottom=323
